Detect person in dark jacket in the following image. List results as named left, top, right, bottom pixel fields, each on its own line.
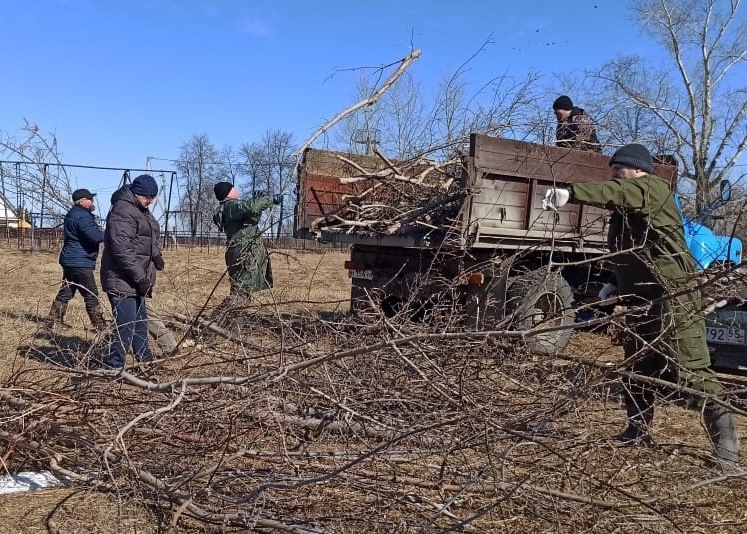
left=553, top=95, right=601, bottom=153
left=46, top=188, right=107, bottom=331
left=542, top=143, right=739, bottom=469
left=99, top=174, right=164, bottom=369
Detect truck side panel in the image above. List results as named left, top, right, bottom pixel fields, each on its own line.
left=295, top=135, right=677, bottom=253
left=465, top=134, right=676, bottom=252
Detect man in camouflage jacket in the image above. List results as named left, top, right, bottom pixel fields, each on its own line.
left=212, top=182, right=279, bottom=298
left=542, top=143, right=739, bottom=468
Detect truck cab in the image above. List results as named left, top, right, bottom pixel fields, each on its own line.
left=674, top=184, right=742, bottom=270
left=682, top=179, right=747, bottom=373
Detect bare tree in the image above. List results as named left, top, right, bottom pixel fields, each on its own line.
left=335, top=43, right=540, bottom=162
left=240, top=131, right=296, bottom=238
left=218, top=144, right=244, bottom=187
left=261, top=130, right=296, bottom=239
left=239, top=141, right=267, bottom=195
left=0, top=120, right=72, bottom=226
left=594, top=0, right=747, bottom=209
left=177, top=134, right=220, bottom=237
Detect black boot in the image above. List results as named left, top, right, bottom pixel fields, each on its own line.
left=614, top=395, right=654, bottom=446
left=704, top=406, right=740, bottom=470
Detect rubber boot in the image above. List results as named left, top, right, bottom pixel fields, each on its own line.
left=614, top=395, right=654, bottom=446
left=46, top=300, right=68, bottom=330
left=704, top=407, right=740, bottom=470
left=86, top=303, right=109, bottom=332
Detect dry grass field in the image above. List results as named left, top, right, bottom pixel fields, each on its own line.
left=1, top=243, right=747, bottom=533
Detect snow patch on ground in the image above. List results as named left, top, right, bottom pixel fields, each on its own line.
left=0, top=471, right=62, bottom=494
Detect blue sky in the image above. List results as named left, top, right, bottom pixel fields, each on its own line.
left=0, top=0, right=656, bottom=207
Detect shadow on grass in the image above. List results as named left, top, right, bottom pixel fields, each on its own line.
left=14, top=314, right=107, bottom=368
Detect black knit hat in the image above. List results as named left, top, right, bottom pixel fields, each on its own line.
left=609, top=143, right=654, bottom=174
left=552, top=95, right=573, bottom=111
left=213, top=181, right=234, bottom=201
left=130, top=174, right=159, bottom=196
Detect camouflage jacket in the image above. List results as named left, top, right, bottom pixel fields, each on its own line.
left=213, top=195, right=275, bottom=293
left=569, top=174, right=696, bottom=297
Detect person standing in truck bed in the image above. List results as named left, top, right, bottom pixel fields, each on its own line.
left=542, top=143, right=739, bottom=469
left=552, top=95, right=601, bottom=153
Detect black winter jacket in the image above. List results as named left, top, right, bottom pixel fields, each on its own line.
left=100, top=185, right=161, bottom=297
left=59, top=205, right=104, bottom=269
left=556, top=107, right=601, bottom=153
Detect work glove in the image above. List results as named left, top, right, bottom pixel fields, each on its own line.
left=253, top=190, right=268, bottom=200
left=136, top=278, right=152, bottom=297
left=541, top=187, right=570, bottom=211
left=598, top=282, right=617, bottom=300
left=153, top=255, right=165, bottom=271
left=272, top=193, right=282, bottom=205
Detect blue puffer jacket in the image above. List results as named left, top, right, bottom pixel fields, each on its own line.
left=100, top=185, right=162, bottom=297
left=59, top=205, right=105, bottom=269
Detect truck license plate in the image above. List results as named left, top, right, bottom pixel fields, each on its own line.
left=349, top=269, right=373, bottom=280
left=706, top=326, right=746, bottom=345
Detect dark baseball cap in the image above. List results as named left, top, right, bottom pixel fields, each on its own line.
left=72, top=188, right=96, bottom=202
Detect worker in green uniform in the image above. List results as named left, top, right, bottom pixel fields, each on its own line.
left=212, top=181, right=280, bottom=302
left=542, top=143, right=739, bottom=469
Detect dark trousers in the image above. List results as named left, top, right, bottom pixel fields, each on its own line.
left=103, top=295, right=153, bottom=368
left=55, top=267, right=99, bottom=308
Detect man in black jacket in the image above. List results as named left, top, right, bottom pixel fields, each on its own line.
left=99, top=175, right=164, bottom=369
left=46, top=188, right=107, bottom=331
left=553, top=95, right=601, bottom=153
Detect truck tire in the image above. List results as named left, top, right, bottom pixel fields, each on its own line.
left=505, top=270, right=574, bottom=354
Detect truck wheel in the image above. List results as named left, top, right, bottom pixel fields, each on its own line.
left=506, top=270, right=574, bottom=354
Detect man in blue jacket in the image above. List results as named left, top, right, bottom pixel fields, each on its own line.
left=46, top=188, right=107, bottom=331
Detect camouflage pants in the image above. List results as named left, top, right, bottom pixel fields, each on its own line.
left=621, top=284, right=722, bottom=413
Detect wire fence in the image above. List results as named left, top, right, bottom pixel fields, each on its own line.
left=0, top=225, right=348, bottom=254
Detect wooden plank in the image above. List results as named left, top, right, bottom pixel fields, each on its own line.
left=301, top=174, right=370, bottom=219
left=471, top=201, right=526, bottom=230
left=304, top=148, right=390, bottom=176
left=470, top=134, right=611, bottom=183
left=470, top=134, right=677, bottom=185
left=298, top=147, right=462, bottom=234
left=469, top=133, right=677, bottom=186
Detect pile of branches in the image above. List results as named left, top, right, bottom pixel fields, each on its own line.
left=3, top=279, right=747, bottom=532
left=310, top=147, right=467, bottom=237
